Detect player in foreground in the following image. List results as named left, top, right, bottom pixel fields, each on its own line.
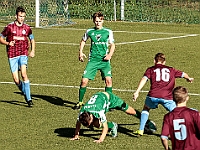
left=0, top=6, right=35, bottom=107
left=73, top=11, right=115, bottom=109
left=161, top=86, right=200, bottom=150
left=133, top=53, right=194, bottom=136
left=71, top=91, right=156, bottom=143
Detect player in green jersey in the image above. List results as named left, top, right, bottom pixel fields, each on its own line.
left=73, top=11, right=115, bottom=109
left=71, top=92, right=156, bottom=143
left=71, top=92, right=135, bottom=143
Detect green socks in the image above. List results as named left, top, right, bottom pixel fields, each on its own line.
left=134, top=109, right=142, bottom=119
left=105, top=87, right=112, bottom=93
left=107, top=122, right=114, bottom=129
left=79, top=87, right=86, bottom=102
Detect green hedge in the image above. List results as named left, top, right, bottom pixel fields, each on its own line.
left=0, top=0, right=199, bottom=25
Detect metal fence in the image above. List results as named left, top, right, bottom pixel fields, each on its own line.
left=0, top=0, right=200, bottom=26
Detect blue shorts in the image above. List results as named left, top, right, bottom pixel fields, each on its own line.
left=145, top=96, right=176, bottom=112
left=8, top=55, right=28, bottom=73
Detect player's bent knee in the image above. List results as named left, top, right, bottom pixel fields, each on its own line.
left=81, top=78, right=89, bottom=86
left=126, top=106, right=136, bottom=115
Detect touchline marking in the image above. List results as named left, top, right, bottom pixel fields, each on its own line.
left=36, top=27, right=195, bottom=35
left=116, top=34, right=198, bottom=45
left=36, top=34, right=198, bottom=46
left=1, top=81, right=199, bottom=96
left=36, top=42, right=80, bottom=45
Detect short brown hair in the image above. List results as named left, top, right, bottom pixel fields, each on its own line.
left=16, top=6, right=26, bottom=15
left=154, top=53, right=165, bottom=63
left=173, top=86, right=188, bottom=104
left=92, top=12, right=104, bottom=22
left=79, top=112, right=92, bottom=127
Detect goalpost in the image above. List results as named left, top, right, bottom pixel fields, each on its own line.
left=0, top=0, right=73, bottom=27
left=35, top=0, right=73, bottom=27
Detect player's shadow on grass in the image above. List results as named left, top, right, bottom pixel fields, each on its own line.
left=119, top=123, right=161, bottom=138
left=118, top=123, right=139, bottom=137
left=14, top=92, right=76, bottom=108
left=54, top=127, right=102, bottom=140
left=54, top=124, right=144, bottom=140
left=0, top=100, right=30, bottom=107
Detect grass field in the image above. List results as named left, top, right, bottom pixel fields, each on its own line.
left=0, top=20, right=200, bottom=150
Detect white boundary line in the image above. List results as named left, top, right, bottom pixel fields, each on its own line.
left=0, top=81, right=199, bottom=96
left=36, top=34, right=198, bottom=46
left=33, top=27, right=198, bottom=35
left=116, top=34, right=198, bottom=45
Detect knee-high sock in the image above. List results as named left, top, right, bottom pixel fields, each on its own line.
left=17, top=80, right=25, bottom=94
left=79, top=87, right=86, bottom=102
left=134, top=109, right=142, bottom=119
left=105, top=87, right=112, bottom=93
left=139, top=110, right=149, bottom=131
left=24, top=80, right=31, bottom=101
left=134, top=110, right=152, bottom=125
left=107, top=122, right=115, bottom=129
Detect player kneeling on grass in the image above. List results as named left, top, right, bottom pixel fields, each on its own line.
left=71, top=91, right=156, bottom=143
left=71, top=91, right=136, bottom=143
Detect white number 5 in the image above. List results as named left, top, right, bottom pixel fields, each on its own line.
left=173, top=119, right=187, bottom=140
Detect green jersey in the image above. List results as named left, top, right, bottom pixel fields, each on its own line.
left=79, top=92, right=128, bottom=123
left=82, top=27, right=114, bottom=61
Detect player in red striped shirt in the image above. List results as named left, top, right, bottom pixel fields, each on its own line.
left=161, top=86, right=200, bottom=150
left=0, top=6, right=35, bottom=107
left=133, top=53, right=193, bottom=136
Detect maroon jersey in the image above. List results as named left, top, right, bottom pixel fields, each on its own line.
left=161, top=107, right=200, bottom=150
left=1, top=21, right=32, bottom=58
left=144, top=64, right=183, bottom=99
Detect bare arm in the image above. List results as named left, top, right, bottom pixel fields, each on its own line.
left=161, top=137, right=170, bottom=150
left=94, top=121, right=108, bottom=143
left=183, top=72, right=194, bottom=83
left=104, top=43, right=115, bottom=61
left=79, top=40, right=87, bottom=62
left=133, top=77, right=148, bottom=101
left=0, top=36, right=15, bottom=46
left=29, top=39, right=35, bottom=58
left=70, top=121, right=81, bottom=140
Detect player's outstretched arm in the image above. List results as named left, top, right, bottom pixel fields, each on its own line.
left=70, top=121, right=81, bottom=140
left=183, top=73, right=194, bottom=83
left=133, top=77, right=148, bottom=101
left=94, top=121, right=108, bottom=143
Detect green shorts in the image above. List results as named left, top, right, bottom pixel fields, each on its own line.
left=82, top=60, right=112, bottom=80
left=108, top=92, right=129, bottom=112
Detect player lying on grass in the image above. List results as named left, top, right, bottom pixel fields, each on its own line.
left=161, top=86, right=200, bottom=150
left=71, top=91, right=156, bottom=143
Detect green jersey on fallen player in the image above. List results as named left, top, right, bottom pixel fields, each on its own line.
left=79, top=92, right=129, bottom=123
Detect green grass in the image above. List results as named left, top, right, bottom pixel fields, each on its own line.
left=0, top=20, right=200, bottom=150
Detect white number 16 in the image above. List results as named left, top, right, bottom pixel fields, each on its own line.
left=154, top=68, right=170, bottom=82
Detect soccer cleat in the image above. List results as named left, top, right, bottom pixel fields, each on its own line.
left=27, top=100, right=34, bottom=107
left=110, top=122, right=118, bottom=138
left=144, top=121, right=157, bottom=134
left=133, top=130, right=144, bottom=136
left=73, top=102, right=84, bottom=110
left=147, top=121, right=157, bottom=131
